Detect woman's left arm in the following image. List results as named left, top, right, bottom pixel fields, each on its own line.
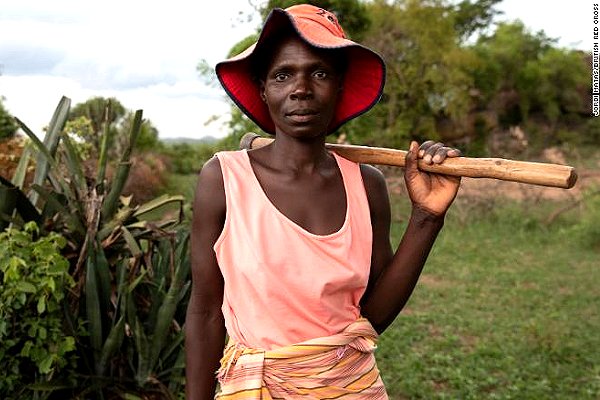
left=360, top=141, right=461, bottom=334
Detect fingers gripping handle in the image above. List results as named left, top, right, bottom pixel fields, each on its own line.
left=239, top=133, right=577, bottom=189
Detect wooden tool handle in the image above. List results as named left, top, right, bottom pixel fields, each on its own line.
left=240, top=133, right=578, bottom=189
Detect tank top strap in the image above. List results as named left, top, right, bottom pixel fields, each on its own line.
left=331, top=151, right=365, bottom=201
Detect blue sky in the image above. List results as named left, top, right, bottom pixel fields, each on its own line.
left=0, top=0, right=591, bottom=139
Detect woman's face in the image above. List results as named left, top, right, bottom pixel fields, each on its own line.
left=261, top=36, right=342, bottom=139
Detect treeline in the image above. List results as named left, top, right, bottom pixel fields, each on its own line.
left=223, top=0, right=593, bottom=156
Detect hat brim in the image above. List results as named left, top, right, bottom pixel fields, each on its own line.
left=216, top=8, right=386, bottom=135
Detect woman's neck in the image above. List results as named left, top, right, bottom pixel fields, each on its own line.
left=267, top=133, right=331, bottom=174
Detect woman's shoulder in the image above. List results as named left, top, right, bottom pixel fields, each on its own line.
left=359, top=164, right=389, bottom=211
left=195, top=156, right=224, bottom=196
left=359, top=164, right=386, bottom=189
left=205, top=149, right=249, bottom=173
left=199, top=149, right=250, bottom=189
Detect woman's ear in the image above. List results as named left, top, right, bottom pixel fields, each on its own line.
left=260, top=81, right=267, bottom=103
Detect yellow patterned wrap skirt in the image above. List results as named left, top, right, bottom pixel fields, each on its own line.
left=215, top=318, right=388, bottom=399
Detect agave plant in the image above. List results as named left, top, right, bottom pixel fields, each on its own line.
left=0, top=97, right=191, bottom=399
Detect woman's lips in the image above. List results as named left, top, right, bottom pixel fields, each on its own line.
left=286, top=110, right=318, bottom=123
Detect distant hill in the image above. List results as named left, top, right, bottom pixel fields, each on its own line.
left=160, top=136, right=219, bottom=145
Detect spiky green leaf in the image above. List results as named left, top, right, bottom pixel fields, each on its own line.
left=15, top=116, right=77, bottom=206
left=101, top=110, right=143, bottom=220
left=96, top=102, right=112, bottom=192
left=60, top=131, right=87, bottom=194
left=94, top=241, right=112, bottom=318
left=101, top=162, right=131, bottom=221
left=121, top=226, right=142, bottom=257
left=28, top=96, right=70, bottom=205
left=0, top=176, right=41, bottom=229
left=127, top=295, right=150, bottom=385
left=85, top=243, right=103, bottom=360
left=11, top=142, right=32, bottom=189
left=133, top=194, right=185, bottom=221
left=96, top=315, right=126, bottom=376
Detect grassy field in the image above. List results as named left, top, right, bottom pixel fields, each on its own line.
left=378, top=190, right=600, bottom=399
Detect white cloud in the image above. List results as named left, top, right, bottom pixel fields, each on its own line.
left=0, top=0, right=258, bottom=139
left=496, top=0, right=591, bottom=50
left=1, top=74, right=231, bottom=139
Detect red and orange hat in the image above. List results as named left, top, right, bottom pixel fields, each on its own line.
left=216, top=4, right=386, bottom=135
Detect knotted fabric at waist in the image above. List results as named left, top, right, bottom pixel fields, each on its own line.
left=215, top=317, right=388, bottom=399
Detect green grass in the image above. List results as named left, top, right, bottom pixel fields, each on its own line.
left=378, top=193, right=600, bottom=399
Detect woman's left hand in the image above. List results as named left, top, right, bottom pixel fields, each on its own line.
left=404, top=140, right=462, bottom=217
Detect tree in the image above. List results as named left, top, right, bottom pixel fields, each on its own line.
left=67, top=97, right=160, bottom=158
left=0, top=98, right=18, bottom=140
left=353, top=0, right=475, bottom=146
left=121, top=111, right=161, bottom=152
left=467, top=20, right=590, bottom=149
left=522, top=48, right=588, bottom=123
left=472, top=21, right=555, bottom=103
left=68, top=97, right=126, bottom=157
left=471, top=22, right=586, bottom=126
left=452, top=0, right=503, bottom=41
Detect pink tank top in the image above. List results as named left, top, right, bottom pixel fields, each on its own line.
left=214, top=149, right=372, bottom=350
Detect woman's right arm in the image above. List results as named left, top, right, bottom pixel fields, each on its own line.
left=185, top=157, right=227, bottom=400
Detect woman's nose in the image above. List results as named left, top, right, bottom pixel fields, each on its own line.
left=290, top=75, right=313, bottom=100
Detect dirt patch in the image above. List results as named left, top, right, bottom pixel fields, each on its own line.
left=0, top=136, right=34, bottom=185
left=459, top=333, right=479, bottom=351
left=401, top=306, right=415, bottom=315
left=419, top=274, right=451, bottom=289
left=518, top=281, right=540, bottom=290
left=558, top=286, right=573, bottom=295
left=427, top=324, right=443, bottom=338
left=431, top=379, right=451, bottom=392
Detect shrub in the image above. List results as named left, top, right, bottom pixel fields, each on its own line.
left=582, top=117, right=600, bottom=146
left=162, top=141, right=218, bottom=175
left=122, top=153, right=170, bottom=204
left=1, top=97, right=188, bottom=398
left=0, top=100, right=18, bottom=140
left=0, top=222, right=77, bottom=399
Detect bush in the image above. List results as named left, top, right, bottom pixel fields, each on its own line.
left=162, top=141, right=219, bottom=175
left=0, top=222, right=77, bottom=399
left=122, top=153, right=170, bottom=204
left=0, top=101, right=18, bottom=140
left=582, top=117, right=600, bottom=146
left=1, top=97, right=188, bottom=398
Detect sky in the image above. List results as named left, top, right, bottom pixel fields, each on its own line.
left=0, top=0, right=593, bottom=140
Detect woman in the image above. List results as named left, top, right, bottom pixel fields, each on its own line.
left=185, top=4, right=461, bottom=399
